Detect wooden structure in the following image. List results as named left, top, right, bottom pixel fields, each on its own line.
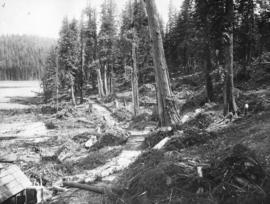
left=0, top=165, right=32, bottom=204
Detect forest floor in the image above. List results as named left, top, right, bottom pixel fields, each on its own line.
left=0, top=81, right=155, bottom=203
left=2, top=65, right=270, bottom=204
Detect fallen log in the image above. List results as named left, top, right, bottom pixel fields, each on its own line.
left=63, top=182, right=105, bottom=194
left=76, top=118, right=94, bottom=125
left=0, top=160, right=15, bottom=163
left=62, top=182, right=124, bottom=197
left=153, top=137, right=171, bottom=150
left=48, top=186, right=68, bottom=193
left=0, top=136, right=18, bottom=140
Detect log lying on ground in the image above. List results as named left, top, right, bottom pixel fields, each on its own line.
left=63, top=182, right=124, bottom=196
left=0, top=160, right=15, bottom=163
left=76, top=118, right=95, bottom=125
left=0, top=136, right=18, bottom=140
left=63, top=182, right=105, bottom=194
left=153, top=137, right=171, bottom=150
left=48, top=186, right=68, bottom=193
left=153, top=131, right=184, bottom=150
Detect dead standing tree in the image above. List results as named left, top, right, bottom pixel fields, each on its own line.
left=131, top=0, right=140, bottom=116
left=143, top=0, right=181, bottom=126
left=103, top=64, right=109, bottom=96
left=223, top=0, right=238, bottom=116
left=89, top=59, right=105, bottom=98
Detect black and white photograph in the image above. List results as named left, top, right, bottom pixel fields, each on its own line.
left=0, top=0, right=270, bottom=203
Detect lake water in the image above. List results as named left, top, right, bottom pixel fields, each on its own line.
left=0, top=81, right=41, bottom=110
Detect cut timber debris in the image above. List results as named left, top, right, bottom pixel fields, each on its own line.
left=85, top=136, right=98, bottom=148
left=115, top=144, right=270, bottom=204
left=62, top=182, right=124, bottom=198
left=153, top=137, right=171, bottom=150
left=76, top=118, right=94, bottom=125
left=153, top=130, right=184, bottom=150
left=63, top=182, right=106, bottom=194
left=143, top=127, right=174, bottom=148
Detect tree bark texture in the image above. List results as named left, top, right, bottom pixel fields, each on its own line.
left=204, top=43, right=214, bottom=102
left=144, top=0, right=180, bottom=126
left=131, top=41, right=140, bottom=116
left=131, top=0, right=140, bottom=116
left=110, top=69, right=116, bottom=95
left=103, top=64, right=109, bottom=96
left=223, top=0, right=237, bottom=116
left=71, top=80, right=76, bottom=106
left=97, top=63, right=105, bottom=98
left=55, top=55, right=59, bottom=112
left=80, top=40, right=85, bottom=104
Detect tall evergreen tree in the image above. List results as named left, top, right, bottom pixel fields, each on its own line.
left=194, top=0, right=215, bottom=101
left=42, top=46, right=58, bottom=103
left=98, top=0, right=118, bottom=96
left=78, top=15, right=86, bottom=104
left=234, top=0, right=258, bottom=76
left=84, top=6, right=98, bottom=91
left=58, top=17, right=80, bottom=105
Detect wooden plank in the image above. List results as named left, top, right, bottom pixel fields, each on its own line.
left=6, top=179, right=24, bottom=189
left=0, top=188, right=13, bottom=202
left=0, top=187, right=11, bottom=196
left=0, top=166, right=17, bottom=177
left=0, top=175, right=16, bottom=184
left=5, top=183, right=23, bottom=195
left=63, top=182, right=105, bottom=194
left=0, top=169, right=13, bottom=177
left=0, top=165, right=31, bottom=202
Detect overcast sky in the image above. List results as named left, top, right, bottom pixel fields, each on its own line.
left=0, top=0, right=183, bottom=39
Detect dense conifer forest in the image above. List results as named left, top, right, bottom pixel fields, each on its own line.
left=0, top=35, right=55, bottom=80
left=41, top=0, right=270, bottom=115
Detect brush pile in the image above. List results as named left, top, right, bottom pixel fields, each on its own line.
left=114, top=145, right=270, bottom=204
left=143, top=127, right=216, bottom=151
left=112, top=108, right=133, bottom=122
left=90, top=133, right=128, bottom=151
left=143, top=128, right=174, bottom=148
left=184, top=112, right=215, bottom=129
left=164, top=128, right=216, bottom=151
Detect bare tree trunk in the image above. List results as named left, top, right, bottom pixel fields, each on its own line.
left=91, top=70, right=97, bottom=91
left=123, top=57, right=127, bottom=79
left=204, top=43, right=214, bottom=102
left=131, top=0, right=140, bottom=116
left=103, top=64, right=109, bottom=96
left=223, top=0, right=237, bottom=116
left=97, top=63, right=105, bottom=98
left=71, top=80, right=76, bottom=106
left=110, top=69, right=116, bottom=95
left=131, top=40, right=140, bottom=116
left=144, top=0, right=180, bottom=126
left=56, top=55, right=59, bottom=112
left=80, top=39, right=85, bottom=104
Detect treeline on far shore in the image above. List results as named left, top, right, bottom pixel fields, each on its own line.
left=0, top=35, right=55, bottom=80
